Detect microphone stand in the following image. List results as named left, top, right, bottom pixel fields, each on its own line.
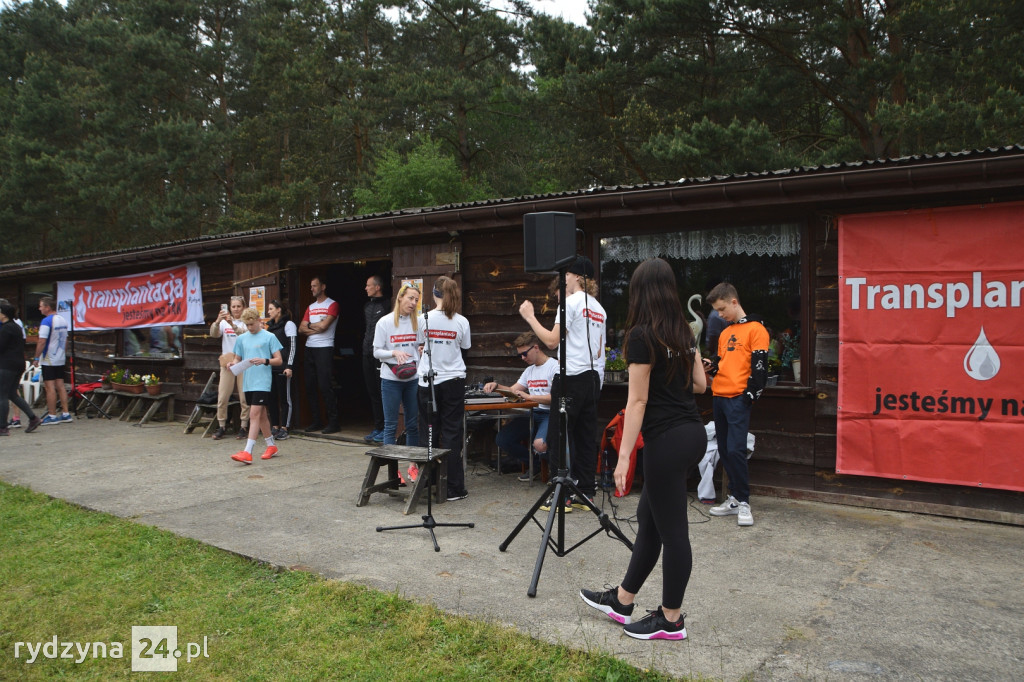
left=377, top=304, right=473, bottom=551
left=499, top=267, right=632, bottom=597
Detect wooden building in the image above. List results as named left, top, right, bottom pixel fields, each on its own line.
left=3, top=145, right=1023, bottom=523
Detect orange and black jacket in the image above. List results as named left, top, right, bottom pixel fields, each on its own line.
left=707, top=315, right=770, bottom=403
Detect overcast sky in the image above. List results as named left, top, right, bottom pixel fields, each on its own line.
left=6, top=0, right=593, bottom=26
left=528, top=0, right=590, bottom=26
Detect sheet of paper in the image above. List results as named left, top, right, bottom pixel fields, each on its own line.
left=229, top=358, right=255, bottom=376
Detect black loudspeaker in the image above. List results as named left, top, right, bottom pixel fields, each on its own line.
left=523, top=212, right=576, bottom=272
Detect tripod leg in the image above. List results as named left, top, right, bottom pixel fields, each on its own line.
left=527, top=481, right=566, bottom=597
left=567, top=487, right=635, bottom=551
left=499, top=479, right=557, bottom=552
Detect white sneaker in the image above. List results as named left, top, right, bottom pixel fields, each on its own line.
left=737, top=502, right=753, bottom=526
left=709, top=495, right=740, bottom=516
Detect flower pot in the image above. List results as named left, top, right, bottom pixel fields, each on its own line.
left=791, top=359, right=801, bottom=380
left=113, top=382, right=144, bottom=394
left=146, top=384, right=161, bottom=395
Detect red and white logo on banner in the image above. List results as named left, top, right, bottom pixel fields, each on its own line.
left=57, top=262, right=204, bottom=330
left=837, top=202, right=1023, bottom=491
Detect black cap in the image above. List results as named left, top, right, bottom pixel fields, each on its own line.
left=567, top=256, right=595, bottom=278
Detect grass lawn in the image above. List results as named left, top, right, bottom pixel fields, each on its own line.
left=0, top=482, right=676, bottom=680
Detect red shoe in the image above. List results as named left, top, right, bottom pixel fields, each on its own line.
left=261, top=445, right=279, bottom=460
left=407, top=463, right=419, bottom=482
left=231, top=451, right=252, bottom=464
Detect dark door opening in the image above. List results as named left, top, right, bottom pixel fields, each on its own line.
left=295, top=260, right=392, bottom=431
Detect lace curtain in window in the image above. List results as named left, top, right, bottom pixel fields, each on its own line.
left=601, top=223, right=801, bottom=263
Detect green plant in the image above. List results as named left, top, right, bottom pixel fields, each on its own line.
left=108, top=365, right=126, bottom=383
left=142, top=373, right=160, bottom=386
left=605, top=347, right=627, bottom=371
left=767, top=356, right=782, bottom=374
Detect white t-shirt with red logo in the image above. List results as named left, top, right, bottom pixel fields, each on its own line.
left=559, top=290, right=607, bottom=378
left=416, top=310, right=471, bottom=386
left=516, top=356, right=557, bottom=411
left=373, top=313, right=421, bottom=382
left=303, top=297, right=340, bottom=348
left=217, top=319, right=245, bottom=355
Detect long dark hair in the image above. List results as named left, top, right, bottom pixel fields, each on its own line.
left=622, top=258, right=695, bottom=383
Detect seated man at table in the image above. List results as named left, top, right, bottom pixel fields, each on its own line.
left=483, top=332, right=557, bottom=481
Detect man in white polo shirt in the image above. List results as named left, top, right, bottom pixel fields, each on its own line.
left=299, top=276, right=340, bottom=433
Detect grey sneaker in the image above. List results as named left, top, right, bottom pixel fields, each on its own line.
left=709, top=495, right=740, bottom=516
left=737, top=501, right=753, bottom=526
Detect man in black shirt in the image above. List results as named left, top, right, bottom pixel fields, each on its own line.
left=362, top=275, right=390, bottom=442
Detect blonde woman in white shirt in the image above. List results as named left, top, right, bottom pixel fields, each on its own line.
left=209, top=296, right=249, bottom=440
left=373, top=284, right=421, bottom=448
left=417, top=276, right=471, bottom=501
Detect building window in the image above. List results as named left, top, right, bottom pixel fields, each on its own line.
left=121, top=327, right=183, bottom=358
left=599, top=222, right=803, bottom=378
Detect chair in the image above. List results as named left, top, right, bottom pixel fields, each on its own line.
left=19, top=361, right=41, bottom=408
left=183, top=371, right=238, bottom=436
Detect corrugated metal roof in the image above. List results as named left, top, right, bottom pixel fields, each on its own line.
left=4, top=145, right=1024, bottom=272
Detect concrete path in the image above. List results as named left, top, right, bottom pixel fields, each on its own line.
left=2, top=418, right=1022, bottom=680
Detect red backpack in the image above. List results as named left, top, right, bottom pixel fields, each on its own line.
left=597, top=409, right=644, bottom=497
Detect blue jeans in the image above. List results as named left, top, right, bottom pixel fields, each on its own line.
left=495, top=409, right=550, bottom=464
left=713, top=395, right=752, bottom=503
left=381, top=378, right=419, bottom=446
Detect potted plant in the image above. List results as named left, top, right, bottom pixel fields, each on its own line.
left=112, top=368, right=144, bottom=394
left=766, top=356, right=781, bottom=386
left=780, top=327, right=801, bottom=380
left=605, top=347, right=627, bottom=383
left=143, top=374, right=161, bottom=395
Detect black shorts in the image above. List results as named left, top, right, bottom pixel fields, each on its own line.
left=41, top=365, right=65, bottom=382
left=245, top=391, right=271, bottom=406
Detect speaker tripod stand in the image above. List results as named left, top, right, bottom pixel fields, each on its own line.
left=498, top=266, right=632, bottom=597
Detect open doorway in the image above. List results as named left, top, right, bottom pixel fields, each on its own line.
left=295, top=260, right=392, bottom=431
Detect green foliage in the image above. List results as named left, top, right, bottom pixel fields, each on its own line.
left=353, top=138, right=492, bottom=213
left=1, top=0, right=1022, bottom=264
left=647, top=117, right=801, bottom=177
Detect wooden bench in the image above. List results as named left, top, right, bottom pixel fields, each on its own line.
left=91, top=388, right=176, bottom=426
left=356, top=444, right=449, bottom=516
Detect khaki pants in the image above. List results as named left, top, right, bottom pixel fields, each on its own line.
left=217, top=369, right=249, bottom=428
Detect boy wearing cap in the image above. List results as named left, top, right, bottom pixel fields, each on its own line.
left=519, top=256, right=607, bottom=510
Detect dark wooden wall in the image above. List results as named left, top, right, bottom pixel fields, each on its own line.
left=460, top=229, right=560, bottom=387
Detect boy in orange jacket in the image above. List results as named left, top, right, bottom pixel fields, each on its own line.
left=704, top=283, right=769, bottom=527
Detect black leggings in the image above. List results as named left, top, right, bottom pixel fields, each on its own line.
left=621, top=420, right=706, bottom=610
left=0, top=367, right=37, bottom=426
left=268, top=371, right=293, bottom=429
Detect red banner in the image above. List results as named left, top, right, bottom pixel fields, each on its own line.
left=837, top=202, right=1024, bottom=491
left=56, top=262, right=205, bottom=330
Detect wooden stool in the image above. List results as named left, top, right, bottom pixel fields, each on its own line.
left=356, top=444, right=449, bottom=515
